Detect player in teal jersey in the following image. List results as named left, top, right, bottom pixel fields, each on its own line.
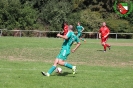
left=41, top=25, right=81, bottom=77
left=76, top=22, right=86, bottom=42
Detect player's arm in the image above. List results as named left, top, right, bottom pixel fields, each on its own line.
left=98, top=28, right=101, bottom=39
left=81, top=27, right=84, bottom=32
left=72, top=42, right=81, bottom=53
left=72, top=37, right=81, bottom=53
left=57, top=33, right=68, bottom=39
left=104, top=32, right=109, bottom=38
left=59, top=31, right=64, bottom=35
left=99, top=33, right=101, bottom=39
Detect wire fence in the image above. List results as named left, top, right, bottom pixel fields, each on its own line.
left=0, top=29, right=133, bottom=39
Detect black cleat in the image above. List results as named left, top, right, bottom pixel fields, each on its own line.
left=108, top=46, right=111, bottom=50
left=41, top=72, right=50, bottom=77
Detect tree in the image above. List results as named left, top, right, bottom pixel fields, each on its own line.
left=106, top=19, right=131, bottom=33
left=80, top=9, right=104, bottom=32
left=0, top=0, right=38, bottom=30
left=39, top=0, right=73, bottom=31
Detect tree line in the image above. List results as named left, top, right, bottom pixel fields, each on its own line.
left=0, top=0, right=133, bottom=34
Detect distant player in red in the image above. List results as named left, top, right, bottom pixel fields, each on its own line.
left=62, top=22, right=68, bottom=35
left=99, top=22, right=111, bottom=52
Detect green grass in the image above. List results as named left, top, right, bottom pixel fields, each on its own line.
left=0, top=37, right=133, bottom=88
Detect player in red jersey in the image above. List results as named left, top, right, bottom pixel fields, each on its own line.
left=62, top=22, right=68, bottom=35
left=99, top=22, right=111, bottom=52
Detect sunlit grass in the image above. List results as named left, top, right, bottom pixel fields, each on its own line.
left=0, top=37, right=133, bottom=88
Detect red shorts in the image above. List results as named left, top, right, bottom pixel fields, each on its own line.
left=101, top=37, right=108, bottom=44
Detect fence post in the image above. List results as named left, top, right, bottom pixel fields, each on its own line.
left=20, top=30, right=22, bottom=37
left=0, top=29, right=2, bottom=37
left=97, top=32, right=99, bottom=39
left=116, top=33, right=117, bottom=40
left=39, top=31, right=41, bottom=37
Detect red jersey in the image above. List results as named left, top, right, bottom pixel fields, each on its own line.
left=99, top=26, right=110, bottom=37
left=63, top=25, right=68, bottom=35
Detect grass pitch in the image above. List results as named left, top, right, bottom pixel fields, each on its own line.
left=0, top=37, right=133, bottom=88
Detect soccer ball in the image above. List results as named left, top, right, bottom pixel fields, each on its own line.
left=55, top=67, right=62, bottom=73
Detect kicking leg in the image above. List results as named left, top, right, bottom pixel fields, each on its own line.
left=41, top=58, right=59, bottom=76
left=58, top=60, right=76, bottom=74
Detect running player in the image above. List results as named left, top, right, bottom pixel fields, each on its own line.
left=62, top=22, right=68, bottom=35
left=41, top=25, right=81, bottom=77
left=99, top=22, right=111, bottom=52
left=76, top=22, right=86, bottom=42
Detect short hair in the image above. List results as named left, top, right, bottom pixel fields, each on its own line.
left=102, top=22, right=106, bottom=26
left=68, top=25, right=73, bottom=30
left=65, top=21, right=68, bottom=24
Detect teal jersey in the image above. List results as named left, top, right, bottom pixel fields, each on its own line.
left=56, top=31, right=80, bottom=60
left=76, top=25, right=83, bottom=33
left=62, top=31, right=80, bottom=49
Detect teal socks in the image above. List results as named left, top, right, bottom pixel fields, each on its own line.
left=81, top=38, right=85, bottom=41
left=47, top=63, right=73, bottom=75
left=48, top=66, right=56, bottom=74
left=64, top=62, right=73, bottom=69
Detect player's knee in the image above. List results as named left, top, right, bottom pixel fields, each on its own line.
left=102, top=43, right=105, bottom=46
left=58, top=60, right=65, bottom=66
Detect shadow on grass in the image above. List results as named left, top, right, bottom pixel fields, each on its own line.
left=41, top=71, right=76, bottom=77
left=97, top=50, right=104, bottom=52
left=55, top=72, right=76, bottom=77
left=58, top=72, right=71, bottom=76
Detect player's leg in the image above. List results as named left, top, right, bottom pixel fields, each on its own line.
left=41, top=58, right=58, bottom=76
left=64, top=63, right=76, bottom=74
left=80, top=33, right=86, bottom=42
left=58, top=52, right=76, bottom=74
left=101, top=38, right=107, bottom=52
left=58, top=60, right=76, bottom=74
left=105, top=37, right=111, bottom=50
left=105, top=43, right=111, bottom=50
left=77, top=33, right=80, bottom=38
left=103, top=42, right=106, bottom=52
left=47, top=59, right=59, bottom=74
left=81, top=38, right=86, bottom=42
left=57, top=59, right=72, bottom=68
left=57, top=52, right=73, bottom=69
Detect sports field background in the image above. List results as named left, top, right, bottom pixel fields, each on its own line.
left=0, top=37, right=133, bottom=88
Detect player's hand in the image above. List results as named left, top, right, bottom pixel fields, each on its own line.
left=104, top=36, right=107, bottom=38
left=57, top=33, right=61, bottom=37
left=60, top=31, right=64, bottom=35
left=71, top=49, right=75, bottom=53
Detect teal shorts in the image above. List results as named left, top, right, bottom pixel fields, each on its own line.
left=77, top=33, right=82, bottom=38
left=56, top=48, right=70, bottom=60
